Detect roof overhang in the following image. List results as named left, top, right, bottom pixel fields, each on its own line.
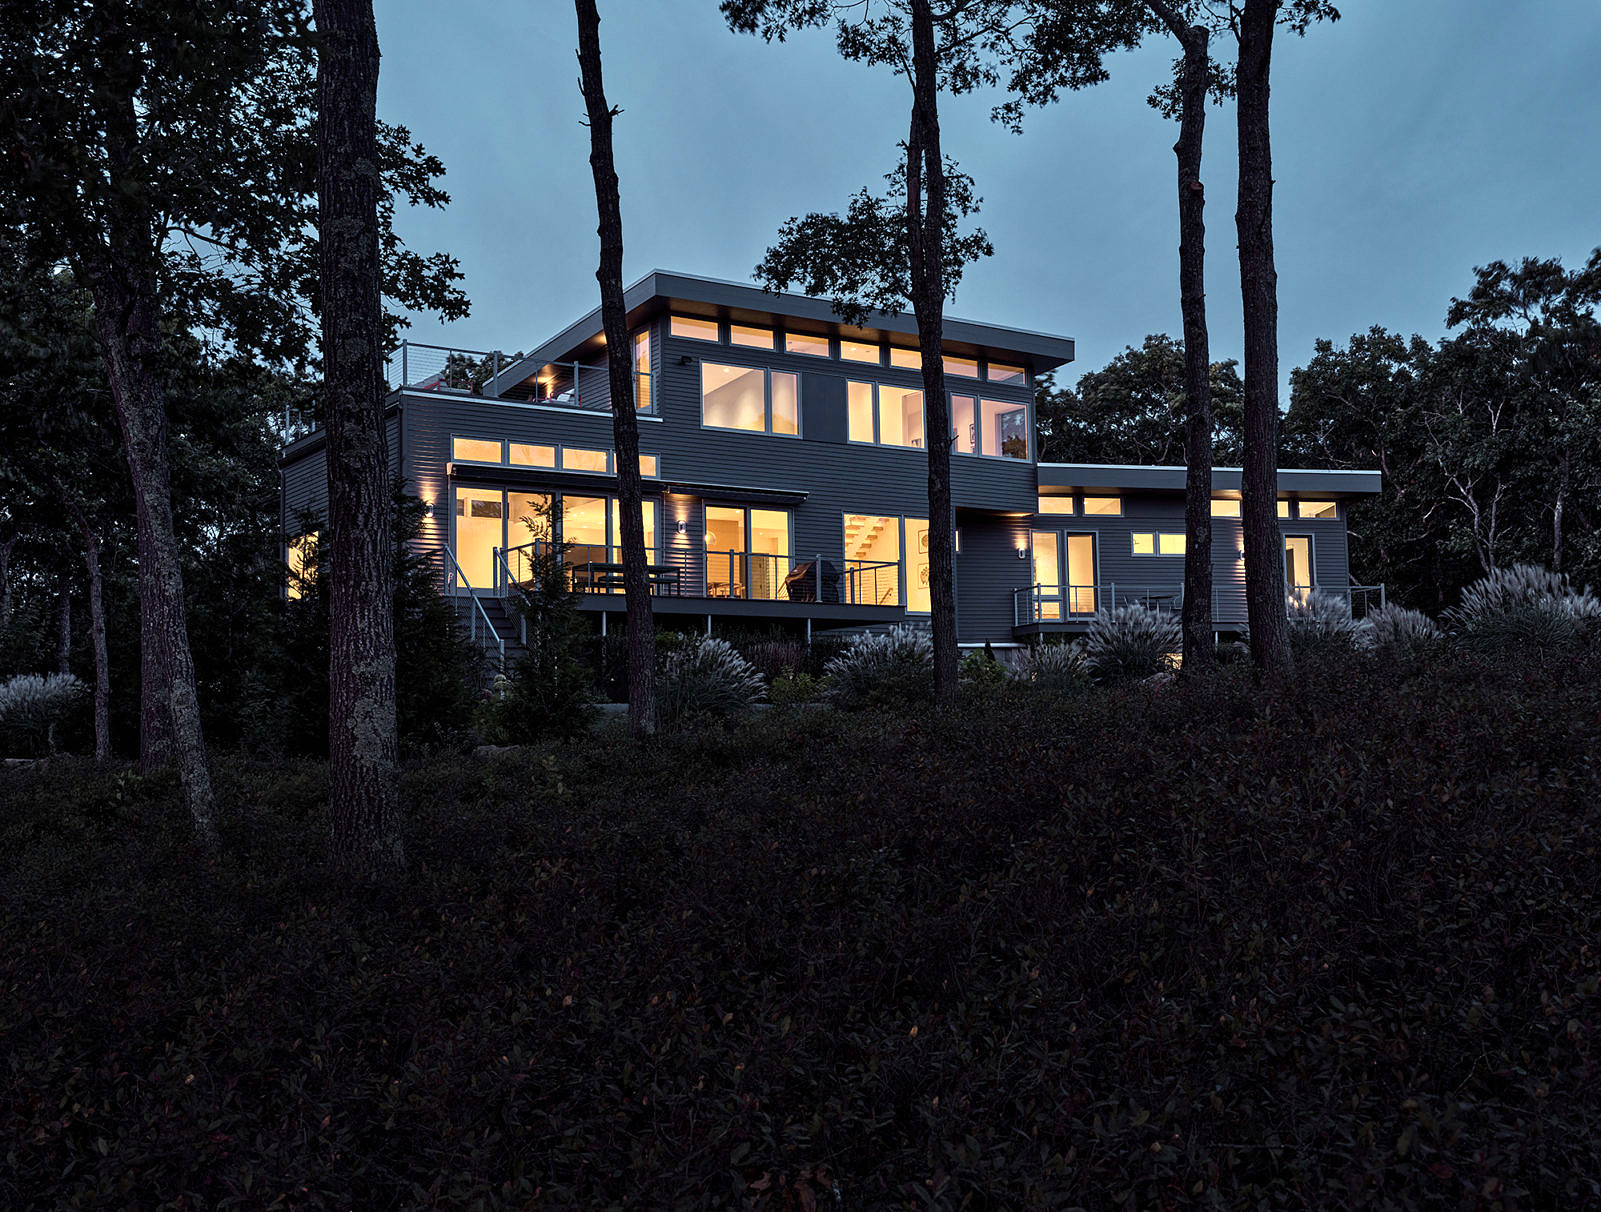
left=489, top=269, right=1077, bottom=396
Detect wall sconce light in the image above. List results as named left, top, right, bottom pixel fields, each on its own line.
left=675, top=519, right=687, bottom=535
left=1237, top=549, right=1246, bottom=561
left=677, top=354, right=693, bottom=366
left=422, top=500, right=434, bottom=518
left=1015, top=544, right=1028, bottom=560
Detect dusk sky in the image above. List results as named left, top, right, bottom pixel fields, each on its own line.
left=373, top=0, right=1601, bottom=395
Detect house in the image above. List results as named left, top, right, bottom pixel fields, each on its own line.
left=278, top=270, right=1382, bottom=657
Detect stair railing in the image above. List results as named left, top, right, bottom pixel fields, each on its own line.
left=439, top=545, right=505, bottom=670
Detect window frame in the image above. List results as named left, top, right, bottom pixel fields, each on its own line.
left=699, top=361, right=803, bottom=437
left=669, top=314, right=720, bottom=342
left=846, top=379, right=927, bottom=450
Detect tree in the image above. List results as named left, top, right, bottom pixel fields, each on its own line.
left=728, top=0, right=1133, bottom=702
left=1444, top=251, right=1601, bottom=575
left=575, top=0, right=656, bottom=738
left=1283, top=251, right=1601, bottom=613
left=1034, top=334, right=1243, bottom=465
left=1, top=1, right=463, bottom=847
left=1228, top=0, right=1338, bottom=671
left=1142, top=1, right=1225, bottom=672
left=315, top=0, right=402, bottom=877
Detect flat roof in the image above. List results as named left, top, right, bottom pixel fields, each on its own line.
left=1036, top=464, right=1383, bottom=496
left=490, top=269, right=1077, bottom=394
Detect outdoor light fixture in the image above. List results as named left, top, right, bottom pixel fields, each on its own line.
left=422, top=500, right=434, bottom=518
left=675, top=519, right=687, bottom=535
left=1016, top=545, right=1028, bottom=560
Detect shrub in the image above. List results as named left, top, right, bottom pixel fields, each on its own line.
left=1012, top=641, right=1089, bottom=697
left=656, top=636, right=765, bottom=727
left=768, top=669, right=820, bottom=707
left=0, top=673, right=86, bottom=756
left=1083, top=604, right=1179, bottom=683
left=1287, top=589, right=1364, bottom=658
left=738, top=637, right=810, bottom=684
left=822, top=626, right=933, bottom=709
left=958, top=647, right=1011, bottom=693
left=1361, top=602, right=1443, bottom=659
left=1448, top=563, right=1601, bottom=652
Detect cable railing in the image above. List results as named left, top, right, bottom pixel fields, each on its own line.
left=1013, top=581, right=1388, bottom=627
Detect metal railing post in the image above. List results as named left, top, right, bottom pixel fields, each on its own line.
left=401, top=341, right=408, bottom=388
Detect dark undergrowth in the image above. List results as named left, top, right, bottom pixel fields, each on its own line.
left=2, top=648, right=1598, bottom=1209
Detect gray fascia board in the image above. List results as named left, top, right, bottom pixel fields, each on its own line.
left=489, top=269, right=1076, bottom=394
left=1035, top=463, right=1383, bottom=496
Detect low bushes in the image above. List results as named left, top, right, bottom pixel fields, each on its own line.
left=822, top=625, right=932, bottom=709
left=3, top=648, right=1599, bottom=1207
left=655, top=635, right=765, bottom=727
left=0, top=672, right=85, bottom=756
left=1083, top=603, right=1179, bottom=682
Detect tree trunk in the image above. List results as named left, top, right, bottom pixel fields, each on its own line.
left=575, top=0, right=656, bottom=738
left=316, top=0, right=402, bottom=877
left=1235, top=0, right=1289, bottom=671
left=907, top=0, right=958, bottom=705
left=1151, top=4, right=1215, bottom=673
left=56, top=589, right=71, bottom=674
left=0, top=533, right=15, bottom=629
left=82, top=245, right=217, bottom=849
left=62, top=497, right=112, bottom=761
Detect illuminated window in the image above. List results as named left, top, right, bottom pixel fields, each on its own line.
left=1211, top=498, right=1242, bottom=517
left=1132, top=532, right=1186, bottom=556
left=1285, top=535, right=1314, bottom=604
left=509, top=443, right=555, bottom=468
left=729, top=324, right=774, bottom=349
left=562, top=447, right=610, bottom=473
left=454, top=487, right=503, bottom=588
left=785, top=331, right=829, bottom=357
left=841, top=338, right=880, bottom=364
left=452, top=437, right=501, bottom=463
left=888, top=344, right=920, bottom=369
left=848, top=381, right=924, bottom=448
left=842, top=513, right=901, bottom=607
left=1083, top=496, right=1122, bottom=516
left=980, top=398, right=1029, bottom=459
left=1300, top=500, right=1337, bottom=519
left=1278, top=499, right=1292, bottom=518
left=951, top=394, right=976, bottom=454
left=1032, top=531, right=1061, bottom=621
left=608, top=499, right=659, bottom=570
left=701, top=363, right=800, bottom=436
left=987, top=362, right=1025, bottom=384
left=1037, top=496, right=1075, bottom=515
left=907, top=517, right=931, bottom=613
left=771, top=372, right=799, bottom=435
left=670, top=315, right=718, bottom=341
left=944, top=354, right=980, bottom=378
left=704, top=506, right=790, bottom=600
left=637, top=453, right=659, bottom=477
left=286, top=532, right=318, bottom=600
left=633, top=330, right=652, bottom=412
left=848, top=381, right=875, bottom=443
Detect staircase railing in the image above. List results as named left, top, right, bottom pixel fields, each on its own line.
left=438, top=546, right=505, bottom=669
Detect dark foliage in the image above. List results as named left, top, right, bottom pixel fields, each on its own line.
left=3, top=649, right=1598, bottom=1207
left=271, top=494, right=484, bottom=757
